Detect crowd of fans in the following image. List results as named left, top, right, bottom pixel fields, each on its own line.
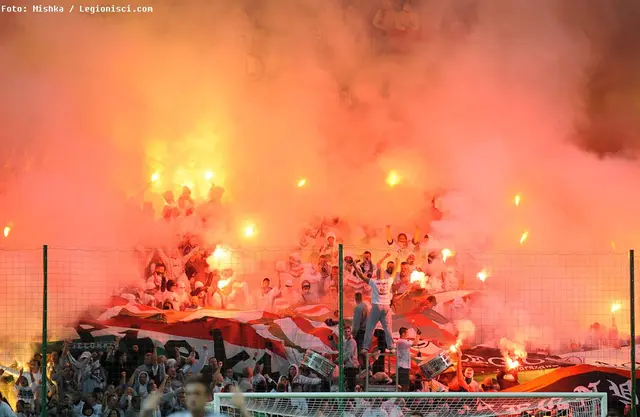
left=120, top=181, right=458, bottom=314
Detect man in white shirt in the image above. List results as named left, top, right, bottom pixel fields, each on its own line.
left=396, top=327, right=421, bottom=391
left=351, top=255, right=399, bottom=354
left=259, top=278, right=280, bottom=313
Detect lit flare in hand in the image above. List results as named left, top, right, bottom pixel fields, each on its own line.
left=519, top=231, right=528, bottom=245
left=441, top=248, right=454, bottom=262
left=410, top=269, right=425, bottom=283
left=506, top=358, right=520, bottom=370
left=499, top=337, right=527, bottom=371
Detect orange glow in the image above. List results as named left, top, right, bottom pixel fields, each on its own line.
left=243, top=223, right=256, bottom=238
left=145, top=133, right=228, bottom=202
left=386, top=170, right=400, bottom=187
left=410, top=269, right=424, bottom=283
left=506, top=358, right=520, bottom=370
left=476, top=269, right=488, bottom=282
left=3, top=225, right=10, bottom=238
left=514, top=194, right=521, bottom=206
left=297, top=178, right=307, bottom=188
left=519, top=231, right=528, bottom=245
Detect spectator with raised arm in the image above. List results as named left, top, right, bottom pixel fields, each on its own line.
left=386, top=225, right=420, bottom=260
left=351, top=254, right=398, bottom=354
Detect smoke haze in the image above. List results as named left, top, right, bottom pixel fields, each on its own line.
left=0, top=0, right=639, bottom=352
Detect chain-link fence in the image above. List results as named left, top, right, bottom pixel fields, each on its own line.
left=0, top=246, right=637, bottom=415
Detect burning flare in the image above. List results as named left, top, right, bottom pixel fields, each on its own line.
left=514, top=194, right=521, bottom=206
left=204, top=171, right=214, bottom=181
left=441, top=248, right=454, bottom=262
left=207, top=245, right=233, bottom=269
left=410, top=269, right=425, bottom=284
left=150, top=172, right=160, bottom=183
left=476, top=269, right=488, bottom=282
left=506, top=358, right=520, bottom=370
left=611, top=303, right=621, bottom=314
left=499, top=337, right=527, bottom=371
left=451, top=319, right=476, bottom=353
left=386, top=170, right=400, bottom=187
left=519, top=231, right=529, bottom=245
left=217, top=279, right=231, bottom=290
left=297, top=178, right=306, bottom=188
left=243, top=223, right=256, bottom=238
left=3, top=224, right=11, bottom=238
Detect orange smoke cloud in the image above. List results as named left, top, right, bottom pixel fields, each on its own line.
left=0, top=1, right=639, bottom=353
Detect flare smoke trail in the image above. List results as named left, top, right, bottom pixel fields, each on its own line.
left=0, top=0, right=639, bottom=354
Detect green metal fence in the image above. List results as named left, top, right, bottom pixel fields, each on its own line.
left=0, top=245, right=636, bottom=416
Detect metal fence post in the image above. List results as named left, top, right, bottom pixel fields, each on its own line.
left=630, top=249, right=636, bottom=417
left=41, top=245, right=48, bottom=417
left=338, top=244, right=344, bottom=392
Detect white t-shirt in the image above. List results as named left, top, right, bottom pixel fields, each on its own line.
left=370, top=271, right=393, bottom=306
left=396, top=339, right=412, bottom=369
left=260, top=288, right=280, bottom=312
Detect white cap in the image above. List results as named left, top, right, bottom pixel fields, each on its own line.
left=326, top=232, right=336, bottom=240
left=195, top=281, right=204, bottom=289
left=145, top=282, right=156, bottom=290
left=178, top=281, right=186, bottom=288
left=80, top=351, right=91, bottom=360
left=285, top=280, right=293, bottom=287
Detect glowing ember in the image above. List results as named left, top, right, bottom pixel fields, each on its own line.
left=410, top=269, right=425, bottom=283
left=441, top=248, right=454, bottom=262
left=611, top=303, right=621, bottom=314
left=3, top=225, right=10, bottom=238
left=506, top=358, right=520, bottom=370
left=386, top=170, right=400, bottom=187
left=218, top=279, right=231, bottom=289
left=151, top=172, right=160, bottom=183
left=243, top=223, right=256, bottom=238
left=297, top=178, right=307, bottom=188
left=476, top=269, right=488, bottom=282
left=449, top=345, right=457, bottom=353
left=514, top=194, right=521, bottom=206
left=519, top=231, right=528, bottom=245
left=611, top=241, right=617, bottom=250
left=204, top=171, right=214, bottom=181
